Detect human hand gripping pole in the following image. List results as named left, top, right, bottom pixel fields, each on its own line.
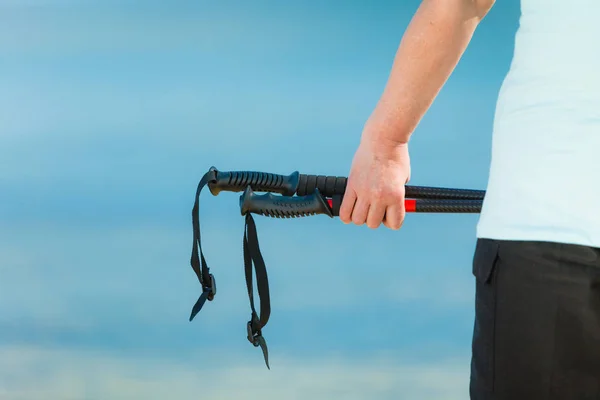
left=189, top=166, right=485, bottom=369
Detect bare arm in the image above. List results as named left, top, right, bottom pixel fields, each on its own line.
left=340, top=0, right=495, bottom=229
left=366, top=0, right=495, bottom=145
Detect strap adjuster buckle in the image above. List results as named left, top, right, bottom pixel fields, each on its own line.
left=205, top=273, right=217, bottom=301
left=246, top=319, right=270, bottom=369
left=246, top=320, right=261, bottom=346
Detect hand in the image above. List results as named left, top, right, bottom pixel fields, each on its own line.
left=339, top=131, right=411, bottom=230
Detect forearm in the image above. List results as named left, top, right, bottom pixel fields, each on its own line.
left=365, top=0, right=494, bottom=145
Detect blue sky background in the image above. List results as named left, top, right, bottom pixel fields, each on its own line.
left=0, top=1, right=520, bottom=398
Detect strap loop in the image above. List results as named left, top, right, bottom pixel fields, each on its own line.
left=189, top=177, right=272, bottom=369
left=189, top=168, right=218, bottom=321
left=243, top=208, right=271, bottom=369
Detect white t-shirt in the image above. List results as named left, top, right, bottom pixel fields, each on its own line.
left=476, top=0, right=600, bottom=248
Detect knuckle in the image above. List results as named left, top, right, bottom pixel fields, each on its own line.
left=371, top=190, right=384, bottom=201
left=367, top=221, right=380, bottom=229
left=389, top=218, right=404, bottom=230
left=371, top=188, right=404, bottom=205
left=352, top=215, right=364, bottom=225
left=393, top=191, right=405, bottom=203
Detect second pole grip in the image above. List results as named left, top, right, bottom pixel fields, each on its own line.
left=240, top=187, right=333, bottom=218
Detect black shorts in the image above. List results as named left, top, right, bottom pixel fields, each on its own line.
left=470, top=238, right=600, bottom=400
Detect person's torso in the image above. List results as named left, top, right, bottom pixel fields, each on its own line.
left=477, top=0, right=600, bottom=247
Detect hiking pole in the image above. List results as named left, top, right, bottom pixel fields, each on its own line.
left=239, top=186, right=483, bottom=218
left=205, top=167, right=486, bottom=201
left=189, top=166, right=485, bottom=369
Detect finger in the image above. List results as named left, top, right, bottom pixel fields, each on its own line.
left=366, top=203, right=386, bottom=229
left=351, top=198, right=370, bottom=226
left=382, top=204, right=405, bottom=230
left=338, top=189, right=357, bottom=224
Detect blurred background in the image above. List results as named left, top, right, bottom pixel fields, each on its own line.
left=0, top=0, right=519, bottom=399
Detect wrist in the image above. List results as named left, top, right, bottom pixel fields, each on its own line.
left=363, top=106, right=413, bottom=145
left=362, top=119, right=411, bottom=149
left=361, top=127, right=410, bottom=162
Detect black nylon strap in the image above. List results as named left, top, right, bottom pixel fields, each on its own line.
left=243, top=212, right=271, bottom=369
left=188, top=173, right=272, bottom=369
left=189, top=169, right=218, bottom=321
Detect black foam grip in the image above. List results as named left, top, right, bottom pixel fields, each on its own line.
left=208, top=167, right=299, bottom=196
left=297, top=174, right=347, bottom=197
left=240, top=187, right=333, bottom=218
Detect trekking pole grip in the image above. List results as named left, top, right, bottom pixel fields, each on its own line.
left=207, top=167, right=299, bottom=196
left=239, top=187, right=334, bottom=218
